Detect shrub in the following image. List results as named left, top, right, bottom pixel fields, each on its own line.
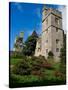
left=11, top=55, right=53, bottom=76
left=40, top=62, right=53, bottom=70
left=12, top=58, right=31, bottom=75
left=23, top=31, right=38, bottom=56
left=10, top=74, right=66, bottom=88
left=10, top=51, right=25, bottom=59
left=54, top=71, right=64, bottom=79
left=48, top=51, right=54, bottom=59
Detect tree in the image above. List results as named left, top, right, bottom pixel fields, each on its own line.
left=12, top=58, right=31, bottom=75
left=60, top=33, right=66, bottom=74
left=60, top=34, right=66, bottom=64
left=48, top=51, right=54, bottom=59
left=23, top=31, right=38, bottom=56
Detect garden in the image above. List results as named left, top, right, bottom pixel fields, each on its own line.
left=9, top=31, right=66, bottom=88
left=10, top=55, right=66, bottom=88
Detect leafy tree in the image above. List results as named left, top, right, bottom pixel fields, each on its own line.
left=60, top=34, right=66, bottom=64
left=12, top=57, right=31, bottom=75
left=60, top=33, right=66, bottom=74
left=23, top=31, right=38, bottom=56
left=48, top=51, right=54, bottom=59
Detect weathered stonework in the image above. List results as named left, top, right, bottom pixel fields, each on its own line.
left=35, top=7, right=64, bottom=61
left=13, top=32, right=24, bottom=52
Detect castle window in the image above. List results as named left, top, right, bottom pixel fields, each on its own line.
left=46, top=40, right=48, bottom=43
left=45, top=11, right=47, bottom=15
left=56, top=48, right=59, bottom=52
left=46, top=19, right=48, bottom=25
left=56, top=39, right=59, bottom=44
left=55, top=17, right=59, bottom=25
left=37, top=48, right=41, bottom=52
left=46, top=49, right=48, bottom=53
left=56, top=28, right=58, bottom=32
left=46, top=29, right=48, bottom=33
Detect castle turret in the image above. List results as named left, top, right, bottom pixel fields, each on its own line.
left=42, top=7, right=63, bottom=60
left=35, top=6, right=64, bottom=61
left=13, top=32, right=24, bottom=52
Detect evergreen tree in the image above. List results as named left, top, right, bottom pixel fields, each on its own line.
left=48, top=51, right=54, bottom=59
left=60, top=34, right=66, bottom=64
left=60, top=33, right=66, bottom=74
left=23, top=31, right=38, bottom=56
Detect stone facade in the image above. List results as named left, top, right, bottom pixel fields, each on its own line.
left=35, top=7, right=63, bottom=61
left=13, top=32, right=24, bottom=52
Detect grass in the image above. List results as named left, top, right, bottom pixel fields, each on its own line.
left=9, top=74, right=66, bottom=88
left=10, top=58, right=22, bottom=65
left=47, top=58, right=61, bottom=71
left=10, top=57, right=66, bottom=88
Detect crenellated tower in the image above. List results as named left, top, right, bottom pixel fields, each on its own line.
left=35, top=6, right=64, bottom=61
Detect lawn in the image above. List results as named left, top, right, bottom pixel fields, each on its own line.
left=9, top=56, right=66, bottom=88
left=10, top=58, right=22, bottom=65
left=10, top=74, right=65, bottom=88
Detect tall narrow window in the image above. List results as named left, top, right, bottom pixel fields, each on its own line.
left=56, top=39, right=59, bottom=44
left=55, top=17, right=59, bottom=25
left=56, top=48, right=59, bottom=52
left=46, top=29, right=48, bottom=33
left=46, top=40, right=48, bottom=43
left=46, top=49, right=48, bottom=53
left=56, top=28, right=58, bottom=32
left=46, top=19, right=48, bottom=25
left=37, top=48, right=40, bottom=52
left=45, top=11, right=47, bottom=15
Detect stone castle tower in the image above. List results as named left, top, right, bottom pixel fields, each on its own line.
left=13, top=32, right=24, bottom=52
left=35, top=7, right=63, bottom=61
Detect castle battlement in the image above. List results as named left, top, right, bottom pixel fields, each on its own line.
left=35, top=6, right=63, bottom=62
left=42, top=7, right=62, bottom=22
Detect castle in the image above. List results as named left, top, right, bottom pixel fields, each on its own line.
left=13, top=32, right=24, bottom=52
left=35, top=7, right=64, bottom=61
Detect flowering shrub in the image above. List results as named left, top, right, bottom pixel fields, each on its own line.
left=40, top=62, right=53, bottom=70
left=54, top=71, right=64, bottom=78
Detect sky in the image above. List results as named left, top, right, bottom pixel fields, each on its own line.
left=10, top=2, right=65, bottom=50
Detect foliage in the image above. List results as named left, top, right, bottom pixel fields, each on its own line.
left=60, top=34, right=66, bottom=74
left=10, top=74, right=66, bottom=88
left=10, top=55, right=66, bottom=87
left=60, top=34, right=66, bottom=64
left=10, top=58, right=22, bottom=65
left=11, top=55, right=54, bottom=76
left=48, top=51, right=54, bottom=59
left=10, top=51, right=25, bottom=59
left=54, top=71, right=64, bottom=79
left=12, top=57, right=31, bottom=75
left=10, top=32, right=66, bottom=87
left=23, top=31, right=38, bottom=56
